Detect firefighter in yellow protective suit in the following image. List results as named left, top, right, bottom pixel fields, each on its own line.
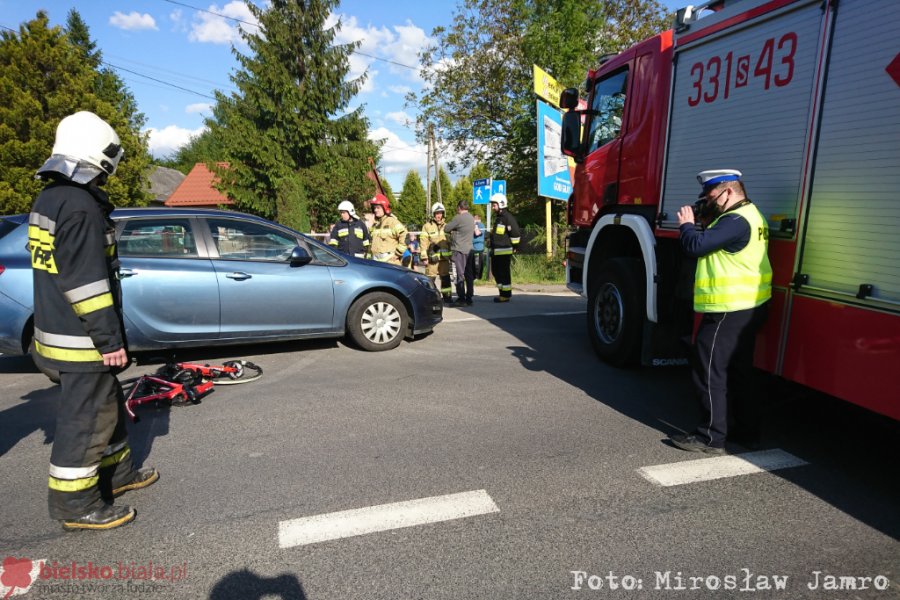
left=368, top=193, right=407, bottom=266
left=30, top=112, right=158, bottom=531
left=420, top=202, right=452, bottom=302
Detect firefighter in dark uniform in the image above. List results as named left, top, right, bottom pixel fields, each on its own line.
left=488, top=193, right=521, bottom=302
left=328, top=200, right=370, bottom=258
left=30, top=111, right=158, bottom=531
left=669, top=169, right=772, bottom=454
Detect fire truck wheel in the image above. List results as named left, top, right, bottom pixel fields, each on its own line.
left=587, top=257, right=644, bottom=366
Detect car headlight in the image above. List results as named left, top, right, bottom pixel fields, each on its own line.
left=413, top=274, right=436, bottom=291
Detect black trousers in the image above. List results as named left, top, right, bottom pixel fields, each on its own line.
left=451, top=250, right=475, bottom=302
left=492, top=253, right=512, bottom=298
left=49, top=370, right=136, bottom=519
left=691, top=302, right=769, bottom=447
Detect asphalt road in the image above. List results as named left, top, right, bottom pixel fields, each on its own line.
left=1, top=286, right=898, bottom=600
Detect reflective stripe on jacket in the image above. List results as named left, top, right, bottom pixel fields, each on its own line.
left=328, top=218, right=370, bottom=257
left=370, top=214, right=407, bottom=259
left=420, top=219, right=451, bottom=261
left=489, top=209, right=521, bottom=255
left=694, top=203, right=772, bottom=313
left=30, top=181, right=125, bottom=372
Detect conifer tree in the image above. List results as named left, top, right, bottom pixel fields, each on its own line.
left=397, top=170, right=427, bottom=227
left=208, top=0, right=380, bottom=232
left=0, top=11, right=151, bottom=214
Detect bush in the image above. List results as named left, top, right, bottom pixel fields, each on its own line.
left=510, top=254, right=565, bottom=284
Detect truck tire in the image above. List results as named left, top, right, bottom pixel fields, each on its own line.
left=586, top=257, right=645, bottom=367
left=346, top=292, right=408, bottom=351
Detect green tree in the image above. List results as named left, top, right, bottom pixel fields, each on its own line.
left=65, top=9, right=151, bottom=204
left=0, top=12, right=151, bottom=214
left=159, top=129, right=225, bottom=175
left=412, top=0, right=668, bottom=223
left=397, top=170, right=426, bottom=227
left=380, top=177, right=395, bottom=203
left=208, top=0, right=380, bottom=232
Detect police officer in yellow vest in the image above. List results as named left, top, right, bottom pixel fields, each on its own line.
left=420, top=202, right=453, bottom=302
left=368, top=193, right=407, bottom=266
left=30, top=112, right=158, bottom=530
left=669, top=169, right=772, bottom=454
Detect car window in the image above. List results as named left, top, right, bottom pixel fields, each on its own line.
left=207, top=218, right=297, bottom=262
left=587, top=69, right=628, bottom=153
left=305, top=239, right=346, bottom=266
left=119, top=219, right=198, bottom=258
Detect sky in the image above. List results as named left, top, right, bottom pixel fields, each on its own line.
left=1, top=0, right=682, bottom=191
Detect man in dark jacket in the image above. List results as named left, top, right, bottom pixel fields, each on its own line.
left=328, top=200, right=370, bottom=258
left=30, top=111, right=158, bottom=531
left=488, top=193, right=521, bottom=303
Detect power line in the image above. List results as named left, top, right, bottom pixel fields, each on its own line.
left=1, top=22, right=220, bottom=100
left=103, top=62, right=218, bottom=100
left=161, top=0, right=420, bottom=71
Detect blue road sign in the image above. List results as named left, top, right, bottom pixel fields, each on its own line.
left=491, top=180, right=506, bottom=198
left=472, top=178, right=491, bottom=205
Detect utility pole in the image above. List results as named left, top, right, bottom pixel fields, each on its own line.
left=425, top=132, right=433, bottom=220
left=432, top=126, right=443, bottom=206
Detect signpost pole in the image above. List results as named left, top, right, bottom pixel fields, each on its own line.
left=546, top=198, right=552, bottom=259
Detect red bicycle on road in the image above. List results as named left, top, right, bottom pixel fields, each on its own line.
left=121, top=360, right=262, bottom=422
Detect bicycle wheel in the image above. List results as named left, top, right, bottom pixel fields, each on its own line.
left=210, top=360, right=263, bottom=385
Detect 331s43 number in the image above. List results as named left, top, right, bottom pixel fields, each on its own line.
left=687, top=32, right=797, bottom=107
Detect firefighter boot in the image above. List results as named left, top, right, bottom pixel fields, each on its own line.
left=111, top=467, right=159, bottom=498
left=61, top=503, right=136, bottom=532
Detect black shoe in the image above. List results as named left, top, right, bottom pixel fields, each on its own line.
left=493, top=296, right=510, bottom=303
left=112, top=467, right=159, bottom=497
left=442, top=296, right=453, bottom=304
left=465, top=299, right=473, bottom=306
left=670, top=434, right=726, bottom=455
left=61, top=504, right=135, bottom=531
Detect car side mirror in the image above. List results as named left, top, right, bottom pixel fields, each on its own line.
left=561, top=109, right=584, bottom=161
left=559, top=87, right=580, bottom=109
left=289, top=246, right=313, bottom=266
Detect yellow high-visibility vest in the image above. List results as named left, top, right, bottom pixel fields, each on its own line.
left=694, top=203, right=772, bottom=313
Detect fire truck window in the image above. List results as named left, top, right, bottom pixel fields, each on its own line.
left=588, top=70, right=627, bottom=153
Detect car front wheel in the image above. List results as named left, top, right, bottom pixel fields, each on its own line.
left=347, top=292, right=408, bottom=351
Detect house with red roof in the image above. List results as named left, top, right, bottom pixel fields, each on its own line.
left=164, top=162, right=234, bottom=208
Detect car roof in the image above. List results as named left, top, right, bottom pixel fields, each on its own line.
left=112, top=207, right=305, bottom=231
left=4, top=207, right=304, bottom=236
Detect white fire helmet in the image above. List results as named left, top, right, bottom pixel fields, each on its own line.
left=53, top=111, right=124, bottom=175
left=431, top=202, right=445, bottom=216
left=338, top=200, right=358, bottom=218
left=490, top=193, right=507, bottom=209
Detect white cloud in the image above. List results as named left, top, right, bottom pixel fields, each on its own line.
left=385, top=111, right=413, bottom=127
left=145, top=125, right=207, bottom=159
left=368, top=127, right=427, bottom=176
left=388, top=84, right=412, bottom=95
left=169, top=9, right=188, bottom=33
left=109, top=11, right=158, bottom=31
left=189, top=1, right=258, bottom=45
left=329, top=14, right=432, bottom=90
left=185, top=103, right=212, bottom=114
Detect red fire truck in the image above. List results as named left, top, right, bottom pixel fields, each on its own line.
left=560, top=0, right=899, bottom=421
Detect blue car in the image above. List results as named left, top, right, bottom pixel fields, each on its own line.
left=0, top=207, right=442, bottom=356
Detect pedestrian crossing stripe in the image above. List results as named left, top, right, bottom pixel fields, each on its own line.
left=638, top=449, right=808, bottom=487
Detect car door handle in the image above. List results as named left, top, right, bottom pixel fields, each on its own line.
left=118, top=268, right=136, bottom=279
left=225, top=272, right=252, bottom=281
